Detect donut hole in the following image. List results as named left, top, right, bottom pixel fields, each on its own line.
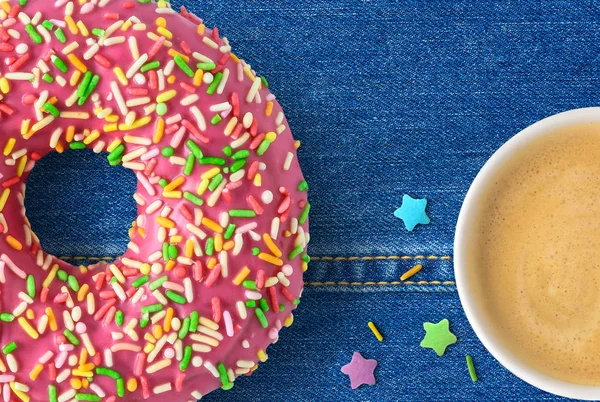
left=24, top=149, right=137, bottom=266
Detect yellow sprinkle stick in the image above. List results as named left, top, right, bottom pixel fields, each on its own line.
left=400, top=264, right=422, bottom=281
left=368, top=321, right=384, bottom=342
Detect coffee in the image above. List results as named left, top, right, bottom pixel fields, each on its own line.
left=472, top=123, right=600, bottom=385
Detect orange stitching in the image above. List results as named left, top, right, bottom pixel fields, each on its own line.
left=305, top=280, right=455, bottom=286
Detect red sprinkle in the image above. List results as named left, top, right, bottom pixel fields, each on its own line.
left=249, top=133, right=265, bottom=150
left=134, top=352, right=145, bottom=376
left=121, top=1, right=135, bottom=9
left=93, top=53, right=112, bottom=68
left=178, top=204, right=193, bottom=221
left=204, top=264, right=221, bottom=287
left=230, top=93, right=240, bottom=117
left=40, top=286, right=49, bottom=303
left=48, top=363, right=56, bottom=381
left=175, top=372, right=186, bottom=391
left=280, top=286, right=295, bottom=303
left=255, top=270, right=265, bottom=290
left=193, top=260, right=204, bottom=282
left=268, top=286, right=279, bottom=311
left=180, top=41, right=192, bottom=55
left=2, top=176, right=20, bottom=188
left=140, top=376, right=150, bottom=399
left=148, top=36, right=166, bottom=59
left=247, top=195, right=264, bottom=215
left=94, top=298, right=116, bottom=321
left=127, top=87, right=148, bottom=96
left=104, top=12, right=119, bottom=20
left=211, top=297, right=222, bottom=323
left=182, top=119, right=209, bottom=144
left=247, top=161, right=259, bottom=181
left=9, top=53, right=30, bottom=72
left=0, top=43, right=14, bottom=52
left=174, top=266, right=186, bottom=279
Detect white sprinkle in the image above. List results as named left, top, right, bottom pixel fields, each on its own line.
left=203, top=362, right=220, bottom=378
left=237, top=301, right=247, bottom=319
left=89, top=383, right=106, bottom=398
left=262, top=190, right=274, bottom=204
left=190, top=106, right=207, bottom=131
left=153, top=383, right=172, bottom=394
left=192, top=357, right=203, bottom=368
left=126, top=53, right=148, bottom=78
left=86, top=292, right=95, bottom=315
left=246, top=77, right=262, bottom=102
left=5, top=354, right=17, bottom=373
left=128, top=36, right=140, bottom=60
left=110, top=81, right=128, bottom=116
left=184, top=278, right=193, bottom=303
left=56, top=369, right=71, bottom=384
left=58, top=388, right=76, bottom=402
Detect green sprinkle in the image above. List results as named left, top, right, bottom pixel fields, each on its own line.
left=166, top=290, right=187, bottom=304
left=91, top=28, right=105, bottom=37
left=299, top=203, right=310, bottom=224
left=189, top=311, right=199, bottom=332
left=199, top=156, right=226, bottom=166
left=293, top=298, right=301, bottom=305
left=211, top=114, right=222, bottom=125
left=78, top=74, right=99, bottom=106
left=149, top=275, right=168, bottom=291
left=174, top=55, right=194, bottom=77
left=207, top=72, right=223, bottom=95
left=196, top=62, right=216, bottom=71
left=49, top=385, right=57, bottom=402
left=75, top=394, right=101, bottom=401
left=178, top=317, right=190, bottom=340
left=132, top=275, right=149, bottom=288
left=159, top=179, right=168, bottom=188
left=230, top=159, right=246, bottom=173
left=224, top=224, right=236, bottom=240
left=242, top=280, right=257, bottom=290
left=140, top=60, right=161, bottom=73
left=43, top=102, right=59, bottom=117
left=162, top=242, right=169, bottom=261
left=222, top=145, right=232, bottom=157
left=245, top=300, right=256, bottom=308
left=68, top=275, right=80, bottom=292
left=107, top=144, right=125, bottom=162
left=298, top=180, right=309, bottom=191
left=205, top=237, right=214, bottom=256
left=55, top=27, right=66, bottom=43
left=0, top=313, right=14, bottom=322
left=252, top=247, right=260, bottom=256
left=140, top=314, right=150, bottom=329
left=42, top=73, right=54, bottom=84
left=180, top=345, right=192, bottom=371
left=288, top=245, right=304, bottom=260
left=279, top=304, right=286, bottom=312
left=19, top=0, right=27, bottom=6
left=3, top=342, right=17, bottom=354
left=259, top=298, right=269, bottom=312
left=217, top=362, right=233, bottom=390
left=255, top=308, right=268, bottom=328
left=261, top=76, right=269, bottom=88
left=184, top=154, right=195, bottom=176
left=25, top=24, right=42, bottom=44
left=184, top=192, right=203, bottom=206
left=77, top=71, right=93, bottom=97
left=208, top=174, right=223, bottom=191
left=42, top=20, right=54, bottom=30
left=95, top=367, right=121, bottom=379
left=186, top=140, right=203, bottom=160
left=168, top=244, right=178, bottom=259
left=141, top=304, right=163, bottom=314
left=156, top=102, right=168, bottom=116
left=162, top=146, right=175, bottom=157
left=229, top=209, right=257, bottom=218
left=69, top=142, right=86, bottom=150
left=302, top=254, right=310, bottom=263
left=115, top=311, right=124, bottom=326
left=231, top=150, right=250, bottom=160
left=26, top=274, right=35, bottom=299
left=51, top=55, right=68, bottom=73
left=64, top=329, right=80, bottom=346
left=256, top=139, right=272, bottom=156
left=116, top=377, right=125, bottom=397
left=110, top=277, right=118, bottom=285
left=466, top=355, right=478, bottom=382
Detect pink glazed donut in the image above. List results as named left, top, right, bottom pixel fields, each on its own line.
left=0, top=0, right=309, bottom=400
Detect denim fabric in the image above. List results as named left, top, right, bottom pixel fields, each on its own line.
left=21, top=0, right=599, bottom=400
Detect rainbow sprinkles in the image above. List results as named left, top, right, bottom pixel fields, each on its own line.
left=0, top=0, right=309, bottom=400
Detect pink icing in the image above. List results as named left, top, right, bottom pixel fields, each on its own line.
left=0, top=0, right=309, bottom=401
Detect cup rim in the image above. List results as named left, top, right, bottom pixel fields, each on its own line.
left=454, top=107, right=600, bottom=400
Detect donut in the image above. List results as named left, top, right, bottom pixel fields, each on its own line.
left=0, top=0, right=310, bottom=400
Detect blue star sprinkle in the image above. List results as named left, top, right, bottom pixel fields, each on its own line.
left=394, top=195, right=430, bottom=231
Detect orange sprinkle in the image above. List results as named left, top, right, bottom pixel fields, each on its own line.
left=262, top=233, right=282, bottom=258
left=6, top=235, right=22, bottom=251
left=164, top=307, right=174, bottom=332
left=258, top=252, right=284, bottom=266
left=67, top=53, right=87, bottom=73
left=401, top=264, right=423, bottom=281
left=163, top=176, right=185, bottom=192
left=29, top=363, right=43, bottom=381
left=156, top=217, right=175, bottom=229
left=201, top=217, right=223, bottom=233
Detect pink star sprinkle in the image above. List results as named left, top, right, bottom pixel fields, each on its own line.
left=341, top=352, right=377, bottom=389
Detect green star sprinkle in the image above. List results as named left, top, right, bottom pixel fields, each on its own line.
left=420, top=318, right=457, bottom=356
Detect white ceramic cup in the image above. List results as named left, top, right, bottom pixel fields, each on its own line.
left=455, top=107, right=600, bottom=400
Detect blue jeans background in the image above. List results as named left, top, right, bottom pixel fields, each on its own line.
left=21, top=0, right=596, bottom=400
